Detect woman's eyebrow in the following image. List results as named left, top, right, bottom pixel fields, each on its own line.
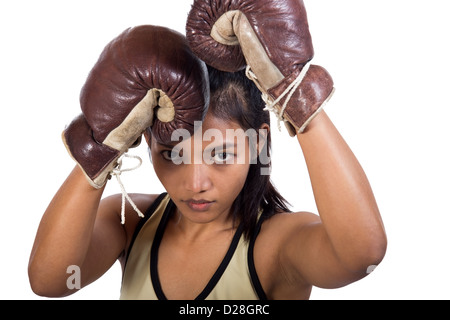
left=204, top=142, right=236, bottom=153
left=156, top=142, right=179, bottom=149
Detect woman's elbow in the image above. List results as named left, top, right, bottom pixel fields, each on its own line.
left=350, top=229, right=388, bottom=275
left=355, top=207, right=388, bottom=273
left=28, top=263, right=75, bottom=298
left=336, top=219, right=387, bottom=275
left=363, top=234, right=387, bottom=273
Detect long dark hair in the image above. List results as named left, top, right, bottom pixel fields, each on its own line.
left=207, top=66, right=291, bottom=240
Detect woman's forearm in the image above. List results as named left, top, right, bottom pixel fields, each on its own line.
left=297, top=111, right=387, bottom=271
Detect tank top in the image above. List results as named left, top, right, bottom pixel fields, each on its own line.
left=120, top=193, right=267, bottom=300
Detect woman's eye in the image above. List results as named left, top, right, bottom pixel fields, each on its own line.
left=161, top=150, right=171, bottom=161
left=161, top=150, right=182, bottom=162
left=213, top=152, right=234, bottom=164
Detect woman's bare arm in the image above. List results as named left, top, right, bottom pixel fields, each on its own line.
left=280, top=111, right=387, bottom=289
left=28, top=166, right=127, bottom=297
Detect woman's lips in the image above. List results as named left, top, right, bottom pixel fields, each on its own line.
left=184, top=199, right=214, bottom=212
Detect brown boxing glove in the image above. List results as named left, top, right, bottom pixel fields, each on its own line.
left=186, top=0, right=333, bottom=135
left=63, top=25, right=209, bottom=189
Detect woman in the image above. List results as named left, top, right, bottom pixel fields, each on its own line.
left=29, top=65, right=387, bottom=300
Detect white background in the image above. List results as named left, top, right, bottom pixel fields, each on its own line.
left=1, top=0, right=449, bottom=300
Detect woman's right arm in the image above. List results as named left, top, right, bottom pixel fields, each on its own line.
left=28, top=166, right=127, bottom=297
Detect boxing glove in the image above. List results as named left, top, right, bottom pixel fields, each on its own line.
left=186, top=0, right=333, bottom=135
left=63, top=25, right=209, bottom=188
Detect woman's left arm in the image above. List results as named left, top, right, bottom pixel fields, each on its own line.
left=282, top=111, right=387, bottom=289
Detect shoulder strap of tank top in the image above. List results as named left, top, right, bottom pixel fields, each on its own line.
left=124, top=192, right=168, bottom=266
left=248, top=213, right=268, bottom=300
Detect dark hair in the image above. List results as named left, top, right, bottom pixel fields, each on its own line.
left=207, top=65, right=291, bottom=240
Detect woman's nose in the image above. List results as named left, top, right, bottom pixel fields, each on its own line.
left=183, top=164, right=212, bottom=193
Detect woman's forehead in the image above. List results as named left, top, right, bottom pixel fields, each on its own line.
left=152, top=112, right=249, bottom=151
left=202, top=111, right=242, bottom=132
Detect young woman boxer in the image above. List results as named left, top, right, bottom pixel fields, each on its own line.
left=29, top=0, right=387, bottom=300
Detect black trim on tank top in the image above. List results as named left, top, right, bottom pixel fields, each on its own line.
left=149, top=198, right=175, bottom=300
left=150, top=199, right=244, bottom=300
left=197, top=223, right=244, bottom=300
left=124, top=193, right=168, bottom=267
left=248, top=214, right=268, bottom=300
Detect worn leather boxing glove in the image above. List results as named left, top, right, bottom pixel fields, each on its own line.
left=186, top=0, right=333, bottom=135
left=63, top=25, right=209, bottom=188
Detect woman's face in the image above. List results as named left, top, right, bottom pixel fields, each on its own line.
left=148, top=112, right=252, bottom=225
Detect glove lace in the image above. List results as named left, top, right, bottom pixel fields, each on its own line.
left=246, top=62, right=311, bottom=132
left=111, top=154, right=145, bottom=224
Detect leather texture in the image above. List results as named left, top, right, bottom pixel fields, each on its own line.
left=81, top=25, right=209, bottom=145
left=187, top=0, right=313, bottom=74
left=268, top=64, right=334, bottom=134
left=186, top=0, right=333, bottom=134
left=62, top=114, right=120, bottom=187
left=63, top=25, right=209, bottom=187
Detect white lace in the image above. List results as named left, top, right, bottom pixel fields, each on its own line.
left=246, top=62, right=311, bottom=131
left=111, top=154, right=145, bottom=224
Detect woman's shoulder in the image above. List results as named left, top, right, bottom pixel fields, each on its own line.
left=100, top=193, right=161, bottom=217
left=257, top=210, right=321, bottom=251
left=253, top=210, right=320, bottom=298
left=261, top=210, right=320, bottom=233
left=99, top=192, right=162, bottom=236
left=100, top=193, right=163, bottom=265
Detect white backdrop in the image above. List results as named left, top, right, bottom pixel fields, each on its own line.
left=1, top=0, right=449, bottom=300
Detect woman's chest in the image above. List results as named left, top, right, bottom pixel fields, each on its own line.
left=157, top=236, right=231, bottom=299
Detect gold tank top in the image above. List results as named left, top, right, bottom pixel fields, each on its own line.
left=120, top=193, right=266, bottom=300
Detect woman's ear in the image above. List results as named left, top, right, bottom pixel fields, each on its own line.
left=257, top=123, right=271, bottom=175
left=144, top=129, right=152, bottom=145
left=249, top=123, right=270, bottom=163
left=144, top=129, right=153, bottom=164
left=257, top=123, right=270, bottom=156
